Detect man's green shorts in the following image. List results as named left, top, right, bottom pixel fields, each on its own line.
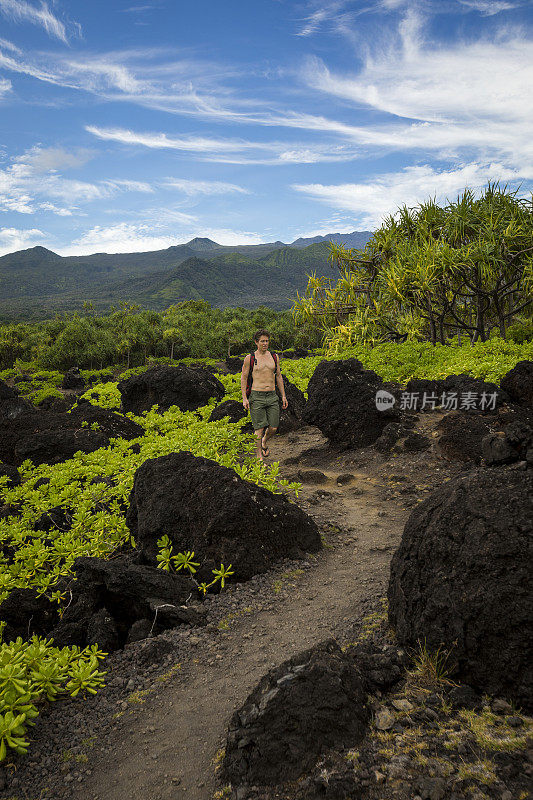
left=249, top=390, right=280, bottom=432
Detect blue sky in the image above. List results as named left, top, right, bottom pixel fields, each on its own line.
left=0, top=0, right=531, bottom=255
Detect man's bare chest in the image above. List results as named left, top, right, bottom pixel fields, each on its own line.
left=253, top=354, right=275, bottom=375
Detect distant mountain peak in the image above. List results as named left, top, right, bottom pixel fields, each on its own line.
left=28, top=245, right=60, bottom=257
left=186, top=237, right=221, bottom=251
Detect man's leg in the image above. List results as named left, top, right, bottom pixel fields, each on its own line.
left=255, top=428, right=265, bottom=460
left=261, top=393, right=280, bottom=456
left=249, top=392, right=268, bottom=461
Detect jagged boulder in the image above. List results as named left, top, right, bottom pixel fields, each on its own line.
left=225, top=356, right=243, bottom=373
left=276, top=376, right=306, bottom=434
left=61, top=367, right=85, bottom=391
left=403, top=432, right=431, bottom=452
left=126, top=452, right=321, bottom=581
left=69, top=400, right=144, bottom=439
left=436, top=412, right=491, bottom=462
left=302, top=359, right=400, bottom=448
left=482, top=421, right=532, bottom=465
left=0, top=588, right=59, bottom=642
left=209, top=399, right=247, bottom=424
left=15, top=429, right=109, bottom=466
left=36, top=394, right=73, bottom=413
left=48, top=556, right=196, bottom=650
left=0, top=403, right=143, bottom=466
left=500, top=360, right=533, bottom=407
left=222, top=640, right=369, bottom=787
left=118, top=365, right=224, bottom=415
left=0, top=380, right=32, bottom=421
left=388, top=469, right=533, bottom=708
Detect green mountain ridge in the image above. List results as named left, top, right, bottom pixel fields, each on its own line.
left=0, top=232, right=371, bottom=320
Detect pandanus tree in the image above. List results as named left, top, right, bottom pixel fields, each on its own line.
left=293, top=184, right=532, bottom=351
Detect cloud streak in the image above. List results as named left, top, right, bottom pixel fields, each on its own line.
left=0, top=145, right=155, bottom=215
left=293, top=162, right=530, bottom=228
left=0, top=0, right=80, bottom=43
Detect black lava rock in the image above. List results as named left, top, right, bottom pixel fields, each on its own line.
left=303, top=359, right=400, bottom=449
left=209, top=399, right=247, bottom=424
left=500, top=360, right=533, bottom=407
left=388, top=468, right=533, bottom=709
left=0, top=380, right=32, bottom=421
left=118, top=365, right=224, bottom=415
left=436, top=412, right=491, bottom=462
left=222, top=639, right=369, bottom=787
left=61, top=367, right=85, bottom=392
left=126, top=451, right=321, bottom=582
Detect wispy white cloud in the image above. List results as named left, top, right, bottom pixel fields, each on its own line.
left=164, top=179, right=249, bottom=196
left=304, top=34, right=533, bottom=125
left=0, top=76, right=12, bottom=96
left=0, top=36, right=22, bottom=53
left=120, top=4, right=159, bottom=12
left=57, top=221, right=265, bottom=255
left=0, top=0, right=80, bottom=44
left=293, top=162, right=530, bottom=228
left=85, top=125, right=258, bottom=153
left=0, top=225, right=45, bottom=255
left=59, top=223, right=183, bottom=256
left=457, top=0, right=521, bottom=15
left=86, top=124, right=362, bottom=166
left=0, top=145, right=154, bottom=215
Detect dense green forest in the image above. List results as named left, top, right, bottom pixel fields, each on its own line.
left=0, top=301, right=322, bottom=372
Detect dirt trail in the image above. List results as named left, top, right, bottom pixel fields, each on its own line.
left=73, top=427, right=410, bottom=800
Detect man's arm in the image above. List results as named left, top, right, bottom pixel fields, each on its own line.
left=276, top=360, right=288, bottom=409
left=241, top=355, right=250, bottom=409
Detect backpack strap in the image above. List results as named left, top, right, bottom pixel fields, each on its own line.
left=246, top=353, right=255, bottom=398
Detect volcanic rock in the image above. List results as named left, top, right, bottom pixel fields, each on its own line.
left=14, top=429, right=109, bottom=466
left=388, top=468, right=533, bottom=708
left=403, top=432, right=431, bottom=451
left=436, top=412, right=491, bottom=462
left=482, top=421, right=533, bottom=466
left=0, top=380, right=32, bottom=421
left=209, top=399, right=247, bottom=424
left=0, top=403, right=143, bottom=466
left=48, top=556, right=196, bottom=649
left=222, top=640, right=369, bottom=787
left=0, top=588, right=59, bottom=642
left=118, top=365, right=224, bottom=415
left=276, top=376, right=306, bottom=434
left=61, top=367, right=85, bottom=392
left=225, top=356, right=243, bottom=373
left=442, top=373, right=508, bottom=406
left=303, top=359, right=399, bottom=448
left=500, top=360, right=533, bottom=407
left=36, top=394, right=73, bottom=413
left=126, top=451, right=321, bottom=581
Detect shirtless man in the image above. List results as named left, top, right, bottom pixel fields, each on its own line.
left=241, top=330, right=288, bottom=461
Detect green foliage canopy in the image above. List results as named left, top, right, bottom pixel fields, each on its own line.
left=293, top=184, right=533, bottom=352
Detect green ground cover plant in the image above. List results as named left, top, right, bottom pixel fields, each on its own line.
left=0, top=633, right=106, bottom=761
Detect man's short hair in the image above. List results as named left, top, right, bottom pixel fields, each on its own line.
left=254, top=329, right=271, bottom=342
